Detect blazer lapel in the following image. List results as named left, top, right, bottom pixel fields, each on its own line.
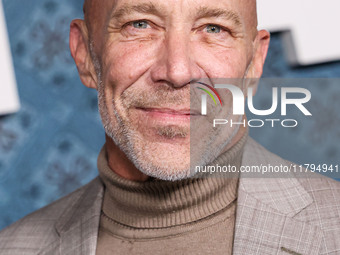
left=233, top=177, right=322, bottom=255
left=234, top=138, right=323, bottom=255
left=42, top=178, right=104, bottom=255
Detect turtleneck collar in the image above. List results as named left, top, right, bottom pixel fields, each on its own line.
left=98, top=132, right=247, bottom=229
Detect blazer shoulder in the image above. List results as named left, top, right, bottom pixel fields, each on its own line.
left=241, top=136, right=340, bottom=216
left=0, top=177, right=102, bottom=254
left=294, top=175, right=340, bottom=254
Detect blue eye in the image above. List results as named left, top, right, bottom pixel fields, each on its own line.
left=206, top=25, right=221, bottom=33
left=132, top=21, right=149, bottom=29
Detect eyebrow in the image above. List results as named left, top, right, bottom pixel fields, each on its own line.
left=111, top=2, right=165, bottom=20
left=195, top=7, right=242, bottom=27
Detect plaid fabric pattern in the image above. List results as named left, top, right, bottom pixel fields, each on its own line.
left=234, top=138, right=340, bottom=255
left=0, top=138, right=339, bottom=254
left=0, top=178, right=103, bottom=255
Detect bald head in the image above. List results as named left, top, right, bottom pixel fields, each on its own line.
left=240, top=0, right=258, bottom=36
left=83, top=0, right=258, bottom=40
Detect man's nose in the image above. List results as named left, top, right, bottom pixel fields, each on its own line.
left=150, top=30, right=201, bottom=88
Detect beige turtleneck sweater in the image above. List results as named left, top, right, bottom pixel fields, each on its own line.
left=96, top=133, right=247, bottom=255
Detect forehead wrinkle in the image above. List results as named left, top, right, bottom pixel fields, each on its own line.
left=195, top=6, right=242, bottom=27
left=83, top=0, right=258, bottom=45
left=84, top=1, right=256, bottom=29
left=110, top=2, right=168, bottom=20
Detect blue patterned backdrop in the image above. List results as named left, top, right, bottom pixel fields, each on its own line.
left=0, top=0, right=339, bottom=230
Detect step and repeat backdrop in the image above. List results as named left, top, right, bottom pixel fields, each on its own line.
left=0, top=0, right=339, bottom=230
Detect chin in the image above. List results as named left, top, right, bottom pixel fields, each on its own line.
left=130, top=141, right=193, bottom=181
left=138, top=161, right=194, bottom=181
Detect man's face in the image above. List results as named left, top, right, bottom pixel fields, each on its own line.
left=71, top=0, right=269, bottom=180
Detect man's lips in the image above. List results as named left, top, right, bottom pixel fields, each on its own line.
left=135, top=107, right=200, bottom=122
left=137, top=107, right=200, bottom=115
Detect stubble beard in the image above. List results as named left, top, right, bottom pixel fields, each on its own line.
left=97, top=81, right=242, bottom=181
left=96, top=74, right=195, bottom=181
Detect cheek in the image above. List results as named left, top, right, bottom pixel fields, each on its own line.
left=101, top=40, right=160, bottom=97
left=193, top=42, right=249, bottom=78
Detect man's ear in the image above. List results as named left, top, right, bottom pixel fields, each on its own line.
left=69, top=19, right=98, bottom=90
left=246, top=30, right=270, bottom=79
left=245, top=30, right=270, bottom=95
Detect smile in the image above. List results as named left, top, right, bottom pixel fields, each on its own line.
left=135, top=107, right=199, bottom=123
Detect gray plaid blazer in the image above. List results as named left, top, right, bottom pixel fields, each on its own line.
left=0, top=138, right=340, bottom=255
